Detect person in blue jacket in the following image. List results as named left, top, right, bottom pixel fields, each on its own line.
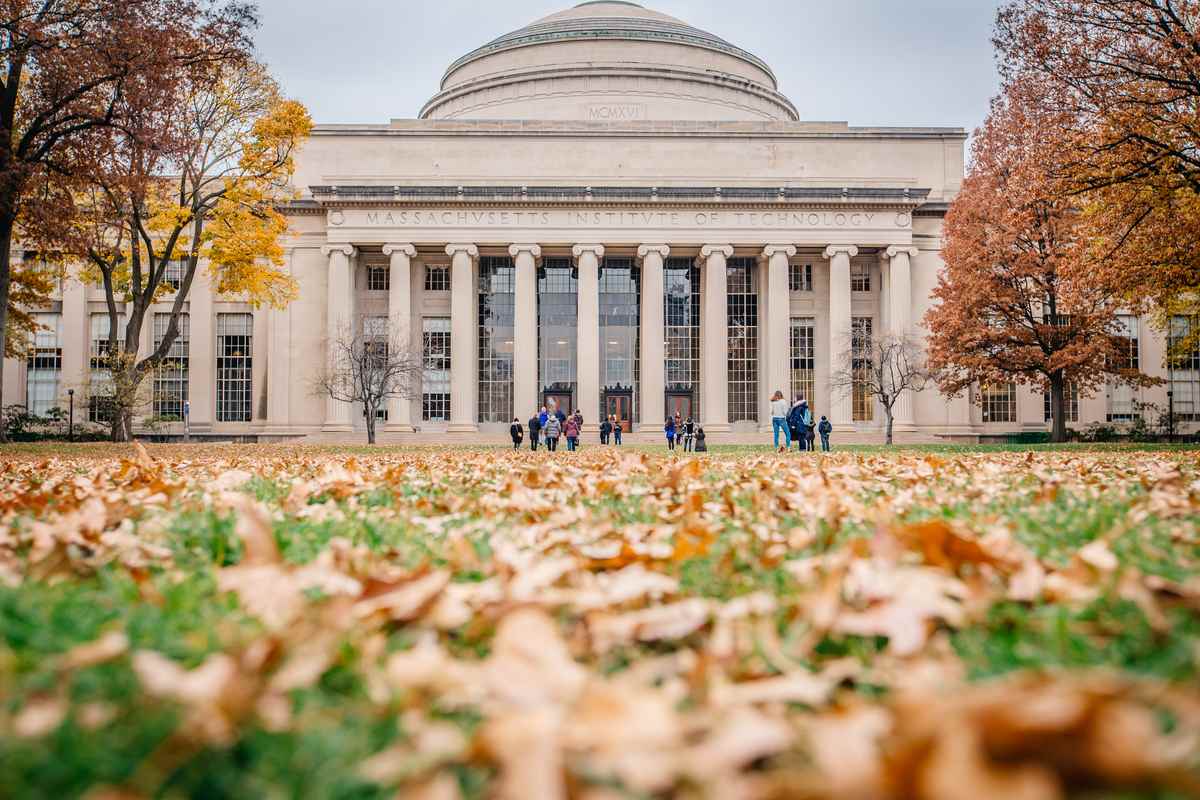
left=665, top=416, right=677, bottom=450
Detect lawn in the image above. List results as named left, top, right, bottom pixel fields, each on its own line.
left=1, top=443, right=1198, bottom=799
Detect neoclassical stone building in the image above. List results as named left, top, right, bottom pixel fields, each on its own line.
left=5, top=1, right=1198, bottom=441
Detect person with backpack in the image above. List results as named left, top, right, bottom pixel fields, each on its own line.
left=527, top=412, right=542, bottom=451
left=665, top=416, right=677, bottom=450
left=787, top=395, right=805, bottom=451
left=818, top=416, right=833, bottom=452
left=694, top=427, right=708, bottom=452
left=797, top=399, right=814, bottom=452
left=599, top=416, right=612, bottom=445
left=543, top=413, right=562, bottom=451
left=612, top=417, right=623, bottom=446
left=564, top=415, right=580, bottom=451
left=683, top=416, right=696, bottom=451
left=510, top=418, right=524, bottom=450
left=771, top=390, right=791, bottom=451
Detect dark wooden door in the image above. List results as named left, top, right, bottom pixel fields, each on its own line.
left=665, top=393, right=694, bottom=422
left=604, top=394, right=632, bottom=431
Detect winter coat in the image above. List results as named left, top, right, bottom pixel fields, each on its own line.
left=664, top=420, right=676, bottom=438
left=528, top=416, right=541, bottom=435
left=600, top=420, right=612, bottom=436
left=770, top=398, right=790, bottom=418
left=818, top=419, right=833, bottom=436
left=564, top=419, right=580, bottom=439
left=510, top=423, right=524, bottom=442
left=694, top=431, right=708, bottom=452
left=543, top=417, right=562, bottom=439
left=539, top=411, right=549, bottom=428
left=555, top=409, right=567, bottom=425
left=787, top=402, right=805, bottom=429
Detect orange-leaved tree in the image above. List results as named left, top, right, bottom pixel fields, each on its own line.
left=924, top=79, right=1155, bottom=443
left=63, top=62, right=309, bottom=441
left=996, top=0, right=1200, bottom=331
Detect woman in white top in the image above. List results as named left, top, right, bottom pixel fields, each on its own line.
left=770, top=390, right=791, bottom=452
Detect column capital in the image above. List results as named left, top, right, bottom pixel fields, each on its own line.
left=445, top=243, right=479, bottom=259
left=321, top=244, right=356, bottom=258
left=382, top=243, right=416, bottom=258
left=637, top=244, right=671, bottom=260
left=882, top=245, right=919, bottom=260
left=823, top=245, right=859, bottom=260
left=700, top=244, right=734, bottom=259
left=572, top=244, right=605, bottom=259
left=762, top=244, right=797, bottom=259
left=508, top=243, right=542, bottom=259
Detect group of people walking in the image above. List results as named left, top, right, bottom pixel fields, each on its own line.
left=663, top=415, right=707, bottom=452
left=770, top=390, right=833, bottom=452
left=511, top=407, right=625, bottom=451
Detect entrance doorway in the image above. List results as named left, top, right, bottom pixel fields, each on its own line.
left=544, top=391, right=573, bottom=417
left=666, top=392, right=695, bottom=423
left=604, top=391, right=633, bottom=432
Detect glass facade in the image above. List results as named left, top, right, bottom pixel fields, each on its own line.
left=790, top=317, right=816, bottom=404
left=664, top=257, right=700, bottom=420
left=727, top=257, right=759, bottom=422
left=152, top=313, right=189, bottom=419
left=478, top=255, right=515, bottom=423
left=26, top=313, right=62, bottom=416
left=1169, top=315, right=1200, bottom=421
left=216, top=313, right=253, bottom=422
left=1108, top=315, right=1140, bottom=421
left=422, top=317, right=451, bottom=421
left=89, top=313, right=122, bottom=423
left=599, top=256, right=640, bottom=421
left=1044, top=382, right=1080, bottom=424
left=981, top=382, right=1017, bottom=423
left=851, top=316, right=874, bottom=422
left=538, top=256, right=578, bottom=411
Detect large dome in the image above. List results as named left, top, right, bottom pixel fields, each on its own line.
left=420, top=1, right=799, bottom=122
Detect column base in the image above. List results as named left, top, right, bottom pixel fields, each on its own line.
left=701, top=423, right=731, bottom=433
left=321, top=423, right=354, bottom=434
left=384, top=424, right=415, bottom=434
left=892, top=421, right=918, bottom=433
left=447, top=423, right=480, bottom=433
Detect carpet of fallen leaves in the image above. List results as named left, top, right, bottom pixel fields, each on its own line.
left=1, top=444, right=1200, bottom=800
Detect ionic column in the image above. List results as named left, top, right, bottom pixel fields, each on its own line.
left=445, top=244, right=478, bottom=432
left=824, top=245, right=858, bottom=430
left=384, top=243, right=416, bottom=432
left=638, top=245, right=669, bottom=427
left=509, top=244, right=541, bottom=422
left=882, top=246, right=918, bottom=430
left=701, top=244, right=733, bottom=432
left=322, top=244, right=356, bottom=432
left=573, top=244, right=604, bottom=430
left=763, top=245, right=796, bottom=407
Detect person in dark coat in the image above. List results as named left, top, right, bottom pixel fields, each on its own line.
left=612, top=417, right=623, bottom=446
left=555, top=407, right=567, bottom=426
left=599, top=417, right=612, bottom=445
left=787, top=396, right=805, bottom=451
left=694, top=427, right=708, bottom=452
left=527, top=413, right=542, bottom=451
left=665, top=417, right=677, bottom=450
left=818, top=416, right=833, bottom=452
left=683, top=416, right=696, bottom=451
left=510, top=418, right=524, bottom=450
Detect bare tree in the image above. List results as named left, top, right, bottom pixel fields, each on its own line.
left=831, top=329, right=932, bottom=446
left=313, top=321, right=423, bottom=445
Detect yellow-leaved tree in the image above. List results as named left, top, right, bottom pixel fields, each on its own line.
left=66, top=62, right=310, bottom=441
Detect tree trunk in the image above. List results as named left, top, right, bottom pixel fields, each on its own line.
left=365, top=408, right=376, bottom=445
left=0, top=209, right=15, bottom=444
left=1049, top=371, right=1067, bottom=443
left=885, top=406, right=895, bottom=446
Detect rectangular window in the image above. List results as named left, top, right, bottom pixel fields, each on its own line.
left=851, top=317, right=874, bottom=422
left=1113, top=315, right=1140, bottom=371
left=367, top=265, right=390, bottom=292
left=422, top=317, right=451, bottom=421
left=727, top=257, right=759, bottom=423
left=790, top=317, right=816, bottom=405
left=664, top=257, right=700, bottom=421
left=26, top=313, right=62, bottom=416
left=216, top=313, right=253, bottom=422
left=152, top=313, right=189, bottom=419
left=789, top=262, right=813, bottom=293
left=851, top=261, right=871, bottom=293
left=424, top=265, right=449, bottom=292
left=478, top=256, right=514, bottom=423
left=981, top=383, right=1017, bottom=423
left=162, top=258, right=187, bottom=291
left=1044, top=383, right=1080, bottom=424
left=600, top=257, right=640, bottom=422
left=1168, top=315, right=1200, bottom=421
left=89, top=312, right=123, bottom=423
left=1107, top=315, right=1140, bottom=421
left=539, top=257, right=578, bottom=407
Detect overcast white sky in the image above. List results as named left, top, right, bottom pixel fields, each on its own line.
left=253, top=0, right=1002, bottom=133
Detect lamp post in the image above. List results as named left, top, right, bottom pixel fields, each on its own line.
left=67, top=389, right=74, bottom=441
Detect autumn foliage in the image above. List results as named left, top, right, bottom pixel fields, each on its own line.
left=925, top=79, right=1153, bottom=442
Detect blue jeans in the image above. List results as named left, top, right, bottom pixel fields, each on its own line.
left=772, top=417, right=791, bottom=449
